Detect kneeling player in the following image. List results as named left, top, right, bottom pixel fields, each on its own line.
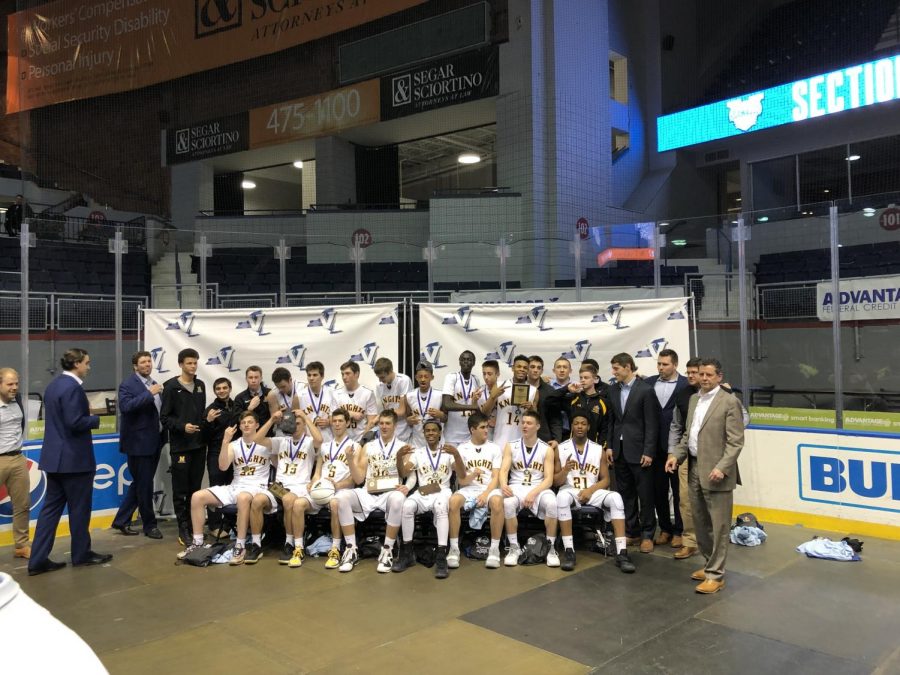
left=394, top=420, right=466, bottom=578
left=447, top=412, right=501, bottom=570
left=489, top=410, right=559, bottom=568
left=554, top=411, right=635, bottom=573
left=254, top=408, right=323, bottom=568
left=178, top=411, right=275, bottom=565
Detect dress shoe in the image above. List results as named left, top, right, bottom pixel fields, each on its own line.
left=690, top=567, right=706, bottom=581
left=28, top=559, right=66, bottom=576
left=73, top=552, right=113, bottom=567
left=674, top=546, right=698, bottom=560
left=14, top=545, right=31, bottom=559
left=639, top=539, right=654, bottom=553
left=654, top=532, right=672, bottom=545
left=144, top=528, right=163, bottom=539
left=625, top=537, right=642, bottom=546
left=695, top=578, right=725, bottom=594
left=111, top=524, right=139, bottom=536
left=671, top=536, right=683, bottom=548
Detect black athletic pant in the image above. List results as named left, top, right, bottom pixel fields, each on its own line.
left=653, top=459, right=683, bottom=535
left=206, top=449, right=234, bottom=531
left=170, top=448, right=206, bottom=532
left=614, top=456, right=657, bottom=540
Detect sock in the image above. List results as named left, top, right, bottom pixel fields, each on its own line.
left=384, top=535, right=396, bottom=548
left=295, top=538, right=304, bottom=550
left=490, top=538, right=500, bottom=551
left=285, top=534, right=295, bottom=546
left=192, top=535, right=203, bottom=546
left=345, top=534, right=357, bottom=548
left=507, top=534, right=519, bottom=547
left=236, top=539, right=246, bottom=549
left=251, top=534, right=262, bottom=546
left=615, top=537, right=627, bottom=553
left=449, top=537, right=459, bottom=550
left=547, top=536, right=556, bottom=546
left=562, top=535, right=574, bottom=549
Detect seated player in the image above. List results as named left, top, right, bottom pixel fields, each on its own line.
left=177, top=411, right=275, bottom=565
left=332, top=410, right=417, bottom=573
left=320, top=408, right=363, bottom=570
left=447, top=412, right=501, bottom=570
left=394, top=420, right=466, bottom=578
left=489, top=410, right=559, bottom=568
left=405, top=361, right=445, bottom=448
left=553, top=411, right=635, bottom=573
left=253, top=407, right=323, bottom=568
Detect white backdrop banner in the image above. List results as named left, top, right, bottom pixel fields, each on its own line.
left=143, top=304, right=400, bottom=399
left=417, top=298, right=691, bottom=381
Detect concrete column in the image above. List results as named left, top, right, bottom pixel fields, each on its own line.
left=315, top=136, right=356, bottom=206
left=170, top=162, right=214, bottom=232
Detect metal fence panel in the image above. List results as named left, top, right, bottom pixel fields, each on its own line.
left=0, top=294, right=49, bottom=330
left=56, top=297, right=145, bottom=331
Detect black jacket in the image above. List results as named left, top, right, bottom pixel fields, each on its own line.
left=160, top=377, right=208, bottom=452
left=607, top=377, right=660, bottom=464
left=534, top=380, right=563, bottom=443
left=203, top=397, right=241, bottom=453
left=234, top=386, right=272, bottom=436
left=545, top=383, right=610, bottom=445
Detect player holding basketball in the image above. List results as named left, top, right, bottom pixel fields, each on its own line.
left=318, top=408, right=363, bottom=570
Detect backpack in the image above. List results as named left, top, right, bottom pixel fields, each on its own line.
left=518, top=533, right=551, bottom=565
left=414, top=542, right=436, bottom=567
left=178, top=542, right=229, bottom=567
left=734, top=512, right=763, bottom=530
left=358, top=536, right=383, bottom=560
left=590, top=520, right=616, bottom=557
left=465, top=536, right=491, bottom=560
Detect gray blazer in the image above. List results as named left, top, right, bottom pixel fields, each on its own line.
left=673, top=389, right=744, bottom=491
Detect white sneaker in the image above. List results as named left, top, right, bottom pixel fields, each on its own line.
left=546, top=548, right=560, bottom=568
left=376, top=546, right=393, bottom=573
left=504, top=544, right=522, bottom=567
left=447, top=546, right=461, bottom=568
left=485, top=548, right=501, bottom=569
left=338, top=546, right=358, bottom=573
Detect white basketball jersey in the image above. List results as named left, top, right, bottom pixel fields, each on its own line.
left=508, top=438, right=549, bottom=488
left=442, top=371, right=480, bottom=444
left=411, top=445, right=455, bottom=490
left=272, top=435, right=316, bottom=485
left=334, top=386, right=377, bottom=442
left=364, top=436, right=401, bottom=480
left=321, top=436, right=355, bottom=485
left=230, top=439, right=272, bottom=488
left=297, top=385, right=335, bottom=443
left=457, top=440, right=502, bottom=488
left=405, top=386, right=441, bottom=448
left=493, top=381, right=538, bottom=448
left=557, top=438, right=604, bottom=491
left=376, top=373, right=412, bottom=441
left=477, top=385, right=497, bottom=440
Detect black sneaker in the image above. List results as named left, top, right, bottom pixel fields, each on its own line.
left=392, top=541, right=414, bottom=573
left=615, top=551, right=636, bottom=573
left=561, top=547, right=576, bottom=572
left=245, top=543, right=264, bottom=565
left=434, top=545, right=449, bottom=579
left=178, top=527, right=191, bottom=547
left=278, top=543, right=293, bottom=565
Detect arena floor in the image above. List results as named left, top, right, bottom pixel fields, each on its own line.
left=2, top=521, right=898, bottom=674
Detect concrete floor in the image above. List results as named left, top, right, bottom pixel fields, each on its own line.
left=2, top=521, right=898, bottom=674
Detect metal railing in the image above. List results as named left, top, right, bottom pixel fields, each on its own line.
left=0, top=290, right=146, bottom=331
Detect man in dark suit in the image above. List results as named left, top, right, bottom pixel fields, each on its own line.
left=111, top=351, right=164, bottom=539
left=645, top=348, right=690, bottom=548
left=606, top=353, right=660, bottom=553
left=28, top=348, right=112, bottom=576
left=527, top=355, right=563, bottom=444
left=667, top=357, right=744, bottom=594
left=4, top=194, right=32, bottom=237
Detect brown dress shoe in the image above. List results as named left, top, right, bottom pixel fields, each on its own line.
left=654, top=532, right=672, bottom=545
left=626, top=537, right=642, bottom=546
left=695, top=579, right=725, bottom=594
left=14, top=545, right=31, bottom=559
left=690, top=568, right=706, bottom=581
left=674, top=546, right=698, bottom=560
left=640, top=539, right=654, bottom=553
left=671, top=536, right=683, bottom=549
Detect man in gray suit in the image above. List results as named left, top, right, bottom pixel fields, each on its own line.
left=666, top=358, right=743, bottom=594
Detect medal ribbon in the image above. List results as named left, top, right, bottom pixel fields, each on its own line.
left=329, top=436, right=350, bottom=462
left=426, top=444, right=444, bottom=476
left=573, top=440, right=589, bottom=473
left=289, top=434, right=307, bottom=462
left=520, top=438, right=543, bottom=470
left=417, top=389, right=432, bottom=418
left=308, top=386, right=323, bottom=417
left=239, top=439, right=256, bottom=466
left=459, top=373, right=474, bottom=402
left=379, top=437, right=397, bottom=460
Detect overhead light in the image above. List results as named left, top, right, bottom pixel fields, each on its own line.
left=241, top=180, right=256, bottom=189
left=735, top=197, right=742, bottom=202
left=823, top=189, right=830, bottom=193
left=658, top=221, right=669, bottom=227
left=672, top=239, right=687, bottom=247
left=293, top=160, right=304, bottom=169
left=458, top=153, right=481, bottom=164
left=757, top=216, right=769, bottom=222
left=845, top=154, right=861, bottom=161
left=731, top=220, right=739, bottom=224
left=863, top=207, right=876, bottom=214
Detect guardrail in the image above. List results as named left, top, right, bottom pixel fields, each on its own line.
left=0, top=291, right=147, bottom=331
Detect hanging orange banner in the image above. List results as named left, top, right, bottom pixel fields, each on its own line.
left=6, top=0, right=424, bottom=113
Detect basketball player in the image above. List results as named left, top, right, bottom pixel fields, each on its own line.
left=267, top=368, right=300, bottom=437
left=333, top=361, right=377, bottom=443
left=394, top=420, right=466, bottom=578
left=253, top=407, right=323, bottom=568
left=405, top=361, right=445, bottom=449
left=447, top=412, right=501, bottom=569
left=332, top=410, right=417, bottom=573
left=489, top=410, right=559, bottom=568
left=374, top=357, right=412, bottom=442
left=440, top=351, right=481, bottom=444
left=297, top=361, right=335, bottom=444
left=177, top=411, right=275, bottom=565
left=318, top=408, right=363, bottom=570
left=481, top=355, right=538, bottom=450
left=474, top=359, right=501, bottom=440
left=554, top=411, right=635, bottom=573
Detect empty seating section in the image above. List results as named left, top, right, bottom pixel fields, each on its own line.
left=754, top=241, right=900, bottom=285
left=555, top=262, right=699, bottom=288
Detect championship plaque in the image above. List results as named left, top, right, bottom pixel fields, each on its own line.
left=511, top=383, right=531, bottom=406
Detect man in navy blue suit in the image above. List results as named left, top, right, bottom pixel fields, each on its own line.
left=645, top=349, right=690, bottom=549
left=28, top=348, right=111, bottom=576
left=111, top=351, right=165, bottom=539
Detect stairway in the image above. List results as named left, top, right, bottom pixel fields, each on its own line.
left=151, top=252, right=203, bottom=309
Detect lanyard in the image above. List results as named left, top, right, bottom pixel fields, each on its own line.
left=379, top=436, right=397, bottom=460
left=572, top=440, right=589, bottom=473
left=426, top=444, right=443, bottom=474
left=520, top=438, right=542, bottom=469
left=458, top=373, right=474, bottom=402
left=289, top=434, right=307, bottom=462
left=279, top=390, right=292, bottom=409
left=307, top=386, right=323, bottom=416
left=329, top=436, right=350, bottom=462
left=239, top=439, right=256, bottom=465
left=416, top=389, right=433, bottom=417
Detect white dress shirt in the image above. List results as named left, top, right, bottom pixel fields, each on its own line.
left=688, top=386, right=720, bottom=456
left=653, top=377, right=678, bottom=409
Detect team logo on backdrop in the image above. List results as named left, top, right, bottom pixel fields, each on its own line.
left=591, top=304, right=628, bottom=330
left=149, top=347, right=171, bottom=374
left=726, top=93, right=764, bottom=132
left=0, top=458, right=46, bottom=521
left=206, top=346, right=240, bottom=372
left=392, top=74, right=412, bottom=106
left=420, top=341, right=447, bottom=369
left=195, top=0, right=242, bottom=39
left=308, top=308, right=341, bottom=335
left=442, top=306, right=477, bottom=333
left=350, top=343, right=379, bottom=368
left=561, top=340, right=592, bottom=362
left=379, top=309, right=398, bottom=325
left=275, top=344, right=307, bottom=369
left=485, top=341, right=516, bottom=366
left=166, top=311, right=199, bottom=337
left=515, top=305, right=552, bottom=331
left=634, top=337, right=668, bottom=359
left=235, top=310, right=271, bottom=336
left=667, top=304, right=687, bottom=320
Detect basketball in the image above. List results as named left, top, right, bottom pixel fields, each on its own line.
left=309, top=479, right=336, bottom=506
